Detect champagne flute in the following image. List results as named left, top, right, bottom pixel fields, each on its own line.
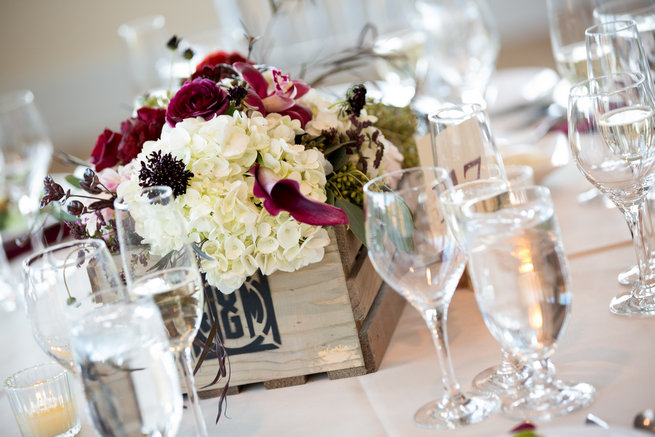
left=429, top=104, right=530, bottom=396
left=22, top=239, right=127, bottom=373
left=114, top=185, right=208, bottom=437
left=69, top=290, right=183, bottom=437
left=568, top=72, right=655, bottom=316
left=364, top=166, right=499, bottom=429
left=460, top=186, right=595, bottom=420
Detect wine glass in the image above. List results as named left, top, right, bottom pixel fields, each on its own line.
left=568, top=72, right=655, bottom=316
left=114, top=185, right=208, bottom=437
left=547, top=0, right=600, bottom=85
left=429, top=103, right=529, bottom=396
left=460, top=185, right=595, bottom=420
left=22, top=239, right=127, bottom=372
left=0, top=89, right=53, bottom=248
left=363, top=166, right=499, bottom=429
left=415, top=0, right=499, bottom=105
left=585, top=19, right=655, bottom=287
left=69, top=289, right=183, bottom=437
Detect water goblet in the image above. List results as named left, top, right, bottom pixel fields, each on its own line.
left=363, top=166, right=499, bottom=429
left=461, top=186, right=596, bottom=420
left=114, top=185, right=208, bottom=437
left=569, top=72, right=655, bottom=316
left=440, top=179, right=533, bottom=398
left=22, top=239, right=127, bottom=373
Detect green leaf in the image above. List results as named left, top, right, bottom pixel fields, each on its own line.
left=377, top=186, right=415, bottom=254
left=335, top=198, right=366, bottom=246
left=329, top=147, right=349, bottom=172
left=65, top=175, right=82, bottom=189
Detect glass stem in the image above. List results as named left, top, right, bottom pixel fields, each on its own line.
left=498, top=349, right=519, bottom=376
left=423, top=306, right=464, bottom=399
left=177, top=347, right=208, bottom=437
left=621, top=200, right=655, bottom=298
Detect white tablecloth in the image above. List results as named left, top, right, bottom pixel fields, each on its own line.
left=1, top=163, right=654, bottom=436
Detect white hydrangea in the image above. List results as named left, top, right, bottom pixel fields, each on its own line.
left=116, top=110, right=332, bottom=293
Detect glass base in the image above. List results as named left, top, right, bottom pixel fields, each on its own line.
left=610, top=290, right=655, bottom=317
left=617, top=264, right=638, bottom=286
left=502, top=380, right=595, bottom=422
left=472, top=361, right=532, bottom=397
left=414, top=392, right=499, bottom=430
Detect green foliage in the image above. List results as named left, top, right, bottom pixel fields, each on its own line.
left=366, top=102, right=419, bottom=168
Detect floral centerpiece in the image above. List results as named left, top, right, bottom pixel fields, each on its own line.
left=41, top=37, right=418, bottom=295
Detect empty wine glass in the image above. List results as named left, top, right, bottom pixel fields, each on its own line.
left=568, top=72, right=655, bottom=316
left=0, top=89, right=53, bottom=248
left=69, top=290, right=183, bottom=437
left=364, top=166, right=499, bottom=429
left=22, top=239, right=127, bottom=372
left=415, top=0, right=499, bottom=105
left=429, top=103, right=528, bottom=396
left=460, top=186, right=595, bottom=420
left=114, top=185, right=208, bottom=437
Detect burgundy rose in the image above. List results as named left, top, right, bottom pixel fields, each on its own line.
left=117, top=107, right=166, bottom=164
left=166, top=78, right=230, bottom=126
left=91, top=128, right=121, bottom=171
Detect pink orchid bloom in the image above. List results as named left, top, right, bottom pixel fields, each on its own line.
left=233, top=62, right=313, bottom=127
left=250, top=164, right=349, bottom=226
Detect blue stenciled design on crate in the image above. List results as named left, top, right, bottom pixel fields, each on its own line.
left=194, top=271, right=282, bottom=358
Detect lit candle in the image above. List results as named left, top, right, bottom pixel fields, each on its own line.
left=15, top=390, right=78, bottom=437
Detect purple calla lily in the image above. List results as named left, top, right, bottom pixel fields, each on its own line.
left=250, top=164, right=349, bottom=226
left=234, top=62, right=312, bottom=128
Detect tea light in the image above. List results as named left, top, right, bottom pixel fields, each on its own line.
left=5, top=363, right=80, bottom=437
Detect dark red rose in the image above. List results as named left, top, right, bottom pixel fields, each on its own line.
left=117, top=107, right=166, bottom=164
left=91, top=129, right=121, bottom=171
left=195, top=50, right=248, bottom=71
left=166, top=78, right=230, bottom=126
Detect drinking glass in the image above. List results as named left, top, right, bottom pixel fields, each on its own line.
left=568, top=72, right=655, bottom=316
left=428, top=103, right=506, bottom=185
left=440, top=179, right=533, bottom=397
left=585, top=19, right=655, bottom=287
left=461, top=186, right=595, bottom=420
left=0, top=89, right=53, bottom=248
left=594, top=0, right=655, bottom=75
left=429, top=103, right=529, bottom=395
left=114, top=185, right=208, bottom=437
left=415, top=0, right=500, bottom=105
left=363, top=166, right=499, bottom=429
left=22, top=239, right=126, bottom=372
left=547, top=0, right=600, bottom=85
left=69, top=292, right=183, bottom=437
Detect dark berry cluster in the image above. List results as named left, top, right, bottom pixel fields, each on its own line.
left=138, top=151, right=194, bottom=197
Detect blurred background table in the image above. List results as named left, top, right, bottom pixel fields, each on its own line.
left=1, top=161, right=653, bottom=436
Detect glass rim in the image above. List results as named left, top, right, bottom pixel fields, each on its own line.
left=585, top=19, right=638, bottom=36
left=439, top=178, right=509, bottom=205
left=461, top=185, right=552, bottom=219
left=427, top=103, right=486, bottom=124
left=22, top=238, right=109, bottom=271
left=117, top=14, right=165, bottom=37
left=0, top=89, right=34, bottom=113
left=363, top=166, right=450, bottom=196
left=114, top=185, right=173, bottom=210
left=569, top=71, right=647, bottom=98
left=595, top=0, right=655, bottom=17
left=4, top=362, right=67, bottom=391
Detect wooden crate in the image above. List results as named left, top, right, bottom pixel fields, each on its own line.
left=192, top=225, right=406, bottom=395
